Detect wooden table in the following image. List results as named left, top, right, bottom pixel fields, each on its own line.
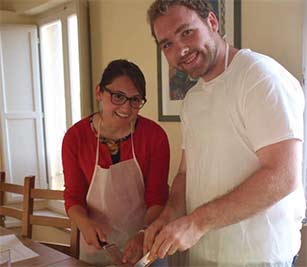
left=0, top=227, right=93, bottom=266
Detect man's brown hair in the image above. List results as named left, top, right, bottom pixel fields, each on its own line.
left=147, top=0, right=214, bottom=40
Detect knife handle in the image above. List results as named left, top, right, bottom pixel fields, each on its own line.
left=97, top=235, right=108, bottom=248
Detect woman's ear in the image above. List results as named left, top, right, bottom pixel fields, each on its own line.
left=207, top=11, right=219, bottom=33
left=95, top=85, right=103, bottom=101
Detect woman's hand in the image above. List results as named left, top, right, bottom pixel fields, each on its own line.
left=122, top=231, right=144, bottom=265
left=78, top=216, right=107, bottom=249
left=68, top=205, right=107, bottom=249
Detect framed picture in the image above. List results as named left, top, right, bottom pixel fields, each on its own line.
left=157, top=0, right=241, bottom=122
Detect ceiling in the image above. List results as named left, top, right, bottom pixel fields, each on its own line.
left=0, top=0, right=68, bottom=15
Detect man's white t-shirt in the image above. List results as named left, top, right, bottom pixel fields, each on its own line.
left=181, top=49, right=305, bottom=265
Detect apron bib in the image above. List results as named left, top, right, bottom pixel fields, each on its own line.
left=80, top=120, right=146, bottom=265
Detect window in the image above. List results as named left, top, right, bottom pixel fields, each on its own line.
left=38, top=2, right=87, bottom=190
left=68, top=15, right=81, bottom=124
left=40, top=20, right=68, bottom=190
left=0, top=1, right=91, bottom=200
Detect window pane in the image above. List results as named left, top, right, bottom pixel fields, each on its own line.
left=68, top=14, right=81, bottom=124
left=40, top=20, right=66, bottom=190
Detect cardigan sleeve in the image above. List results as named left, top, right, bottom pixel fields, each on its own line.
left=144, top=125, right=170, bottom=208
left=62, top=128, right=89, bottom=214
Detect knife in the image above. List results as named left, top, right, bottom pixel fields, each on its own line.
left=98, top=238, right=129, bottom=266
left=98, top=238, right=156, bottom=267
left=133, top=252, right=156, bottom=267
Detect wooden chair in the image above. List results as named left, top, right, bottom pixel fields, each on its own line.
left=0, top=171, right=34, bottom=233
left=23, top=180, right=80, bottom=258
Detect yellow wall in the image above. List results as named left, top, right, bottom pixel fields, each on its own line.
left=0, top=0, right=304, bottom=182
left=89, top=0, right=305, bottom=183
left=242, top=0, right=304, bottom=80
left=89, top=0, right=182, bottom=182
left=0, top=10, right=36, bottom=24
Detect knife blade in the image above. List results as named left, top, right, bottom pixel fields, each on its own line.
left=98, top=238, right=154, bottom=267
left=133, top=252, right=156, bottom=267
left=97, top=238, right=129, bottom=266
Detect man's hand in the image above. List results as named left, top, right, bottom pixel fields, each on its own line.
left=144, top=151, right=188, bottom=257
left=143, top=215, right=171, bottom=255
left=148, top=215, right=204, bottom=259
left=122, top=232, right=144, bottom=265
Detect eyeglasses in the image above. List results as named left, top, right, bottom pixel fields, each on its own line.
left=102, top=86, right=147, bottom=109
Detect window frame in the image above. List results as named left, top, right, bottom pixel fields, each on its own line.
left=37, top=2, right=79, bottom=130
left=36, top=1, right=87, bottom=190
left=302, top=0, right=307, bottom=220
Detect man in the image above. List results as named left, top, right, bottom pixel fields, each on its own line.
left=144, top=0, right=306, bottom=266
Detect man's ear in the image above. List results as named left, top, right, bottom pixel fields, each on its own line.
left=207, top=11, right=219, bottom=33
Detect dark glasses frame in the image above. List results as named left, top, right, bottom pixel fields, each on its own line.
left=102, top=86, right=147, bottom=109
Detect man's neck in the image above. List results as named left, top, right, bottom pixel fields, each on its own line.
left=201, top=43, right=239, bottom=82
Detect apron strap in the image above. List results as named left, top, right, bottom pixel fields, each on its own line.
left=92, top=118, right=102, bottom=179
left=95, top=118, right=137, bottom=163
left=130, top=121, right=137, bottom=161
left=224, top=42, right=229, bottom=70
left=130, top=120, right=144, bottom=187
left=94, top=118, right=138, bottom=166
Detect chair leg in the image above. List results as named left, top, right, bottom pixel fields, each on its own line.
left=21, top=176, right=35, bottom=238
left=70, top=222, right=80, bottom=258
left=0, top=215, right=5, bottom=227
left=0, top=172, right=6, bottom=227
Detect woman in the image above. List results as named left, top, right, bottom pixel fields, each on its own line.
left=62, top=59, right=170, bottom=266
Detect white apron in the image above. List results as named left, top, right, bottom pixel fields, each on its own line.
left=80, top=121, right=146, bottom=266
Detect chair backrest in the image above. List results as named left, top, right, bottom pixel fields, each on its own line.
left=0, top=171, right=79, bottom=258
left=0, top=171, right=34, bottom=232
left=23, top=186, right=79, bottom=258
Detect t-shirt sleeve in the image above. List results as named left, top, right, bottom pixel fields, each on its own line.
left=242, top=71, right=305, bottom=152
left=62, top=128, right=89, bottom=214
left=144, top=126, right=170, bottom=208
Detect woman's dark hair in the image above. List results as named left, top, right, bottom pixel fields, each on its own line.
left=99, top=59, right=146, bottom=98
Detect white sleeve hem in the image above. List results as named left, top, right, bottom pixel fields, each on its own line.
left=254, top=133, right=303, bottom=152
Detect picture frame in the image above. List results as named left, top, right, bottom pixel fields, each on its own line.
left=157, top=0, right=241, bottom=122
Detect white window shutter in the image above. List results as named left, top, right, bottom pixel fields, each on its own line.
left=0, top=25, right=47, bottom=202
